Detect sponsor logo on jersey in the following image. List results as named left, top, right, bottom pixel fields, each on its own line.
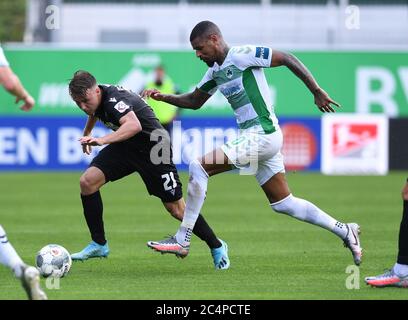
left=109, top=97, right=117, bottom=103
left=114, top=101, right=130, bottom=113
left=255, top=47, right=270, bottom=60
left=220, top=85, right=242, bottom=98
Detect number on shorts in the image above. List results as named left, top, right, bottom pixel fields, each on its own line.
left=161, top=172, right=177, bottom=191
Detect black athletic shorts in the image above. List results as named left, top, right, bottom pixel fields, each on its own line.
left=90, top=141, right=183, bottom=203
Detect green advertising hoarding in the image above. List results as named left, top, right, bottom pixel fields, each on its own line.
left=1, top=48, right=407, bottom=117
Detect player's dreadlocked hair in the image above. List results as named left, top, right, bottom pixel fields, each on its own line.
left=69, top=70, right=97, bottom=100
left=190, top=21, right=222, bottom=42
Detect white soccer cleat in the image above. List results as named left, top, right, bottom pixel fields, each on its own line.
left=20, top=265, right=48, bottom=300
left=343, top=223, right=363, bottom=266
left=147, top=236, right=189, bottom=258
left=365, top=269, right=408, bottom=288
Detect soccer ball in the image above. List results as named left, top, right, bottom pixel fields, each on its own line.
left=35, top=244, right=72, bottom=278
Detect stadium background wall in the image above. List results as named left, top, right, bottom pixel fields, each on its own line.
left=1, top=49, right=407, bottom=117
left=0, top=48, right=406, bottom=171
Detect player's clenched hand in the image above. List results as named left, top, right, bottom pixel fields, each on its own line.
left=141, top=88, right=165, bottom=101
left=17, top=95, right=35, bottom=112
left=313, top=88, right=340, bottom=113
left=79, top=136, right=104, bottom=149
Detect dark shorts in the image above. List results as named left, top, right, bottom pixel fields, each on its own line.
left=90, top=141, right=183, bottom=203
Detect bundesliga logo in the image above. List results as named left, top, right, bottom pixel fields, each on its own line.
left=114, top=101, right=130, bottom=113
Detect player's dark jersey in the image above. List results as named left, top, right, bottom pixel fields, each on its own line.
left=95, top=84, right=164, bottom=151
left=91, top=84, right=181, bottom=202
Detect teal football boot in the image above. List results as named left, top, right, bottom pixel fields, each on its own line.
left=71, top=241, right=109, bottom=261
left=211, top=239, right=230, bottom=270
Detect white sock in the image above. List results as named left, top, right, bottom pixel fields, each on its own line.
left=270, top=194, right=348, bottom=239
left=393, top=263, right=408, bottom=277
left=175, top=160, right=209, bottom=247
left=0, top=225, right=25, bottom=278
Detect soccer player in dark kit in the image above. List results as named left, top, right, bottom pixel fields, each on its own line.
left=68, top=70, right=230, bottom=269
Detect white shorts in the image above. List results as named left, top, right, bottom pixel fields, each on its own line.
left=221, top=129, right=285, bottom=186
left=0, top=48, right=9, bottom=67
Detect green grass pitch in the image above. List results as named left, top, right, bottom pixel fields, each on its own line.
left=0, top=171, right=407, bottom=300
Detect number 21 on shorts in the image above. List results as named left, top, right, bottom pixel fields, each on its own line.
left=161, top=172, right=177, bottom=191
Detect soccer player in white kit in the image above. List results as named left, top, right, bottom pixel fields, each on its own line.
left=145, top=21, right=362, bottom=269
left=0, top=45, right=47, bottom=299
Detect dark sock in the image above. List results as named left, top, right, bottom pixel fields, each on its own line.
left=397, top=200, right=408, bottom=264
left=81, top=191, right=106, bottom=245
left=193, top=214, right=222, bottom=249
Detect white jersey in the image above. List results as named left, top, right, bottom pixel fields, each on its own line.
left=197, top=45, right=279, bottom=134
left=0, top=46, right=9, bottom=67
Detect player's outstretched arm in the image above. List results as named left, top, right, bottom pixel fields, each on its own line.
left=0, top=66, right=35, bottom=111
left=271, top=50, right=340, bottom=113
left=142, top=88, right=210, bottom=110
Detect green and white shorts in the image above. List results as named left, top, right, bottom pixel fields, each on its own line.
left=221, top=128, right=285, bottom=186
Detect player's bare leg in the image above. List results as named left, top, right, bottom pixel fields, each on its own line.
left=80, top=166, right=106, bottom=195
left=261, top=173, right=362, bottom=265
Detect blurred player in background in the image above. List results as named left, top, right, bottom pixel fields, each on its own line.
left=365, top=179, right=408, bottom=287
left=145, top=20, right=362, bottom=267
left=68, top=70, right=229, bottom=269
left=143, top=65, right=180, bottom=134
left=0, top=45, right=47, bottom=300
